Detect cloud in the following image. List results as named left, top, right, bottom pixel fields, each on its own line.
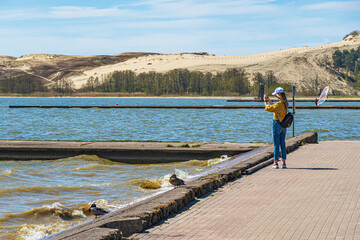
left=0, top=0, right=279, bottom=21
left=115, top=18, right=215, bottom=29
left=0, top=8, right=41, bottom=20
left=132, top=0, right=278, bottom=18
left=0, top=33, right=207, bottom=57
left=0, top=0, right=356, bottom=57
left=301, top=1, right=360, bottom=11
left=286, top=17, right=326, bottom=26
left=0, top=6, right=133, bottom=20
left=49, top=6, right=129, bottom=18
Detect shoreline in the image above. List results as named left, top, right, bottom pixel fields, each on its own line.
left=0, top=95, right=233, bottom=99
left=1, top=95, right=360, bottom=100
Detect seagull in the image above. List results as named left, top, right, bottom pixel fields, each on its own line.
left=169, top=174, right=185, bottom=186
left=89, top=203, right=109, bottom=218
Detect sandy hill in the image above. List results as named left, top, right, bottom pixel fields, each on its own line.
left=0, top=52, right=156, bottom=87
left=1, top=35, right=360, bottom=94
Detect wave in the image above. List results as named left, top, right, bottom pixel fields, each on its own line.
left=5, top=202, right=88, bottom=221
left=129, top=168, right=192, bottom=190
left=11, top=200, right=111, bottom=239
left=17, top=222, right=72, bottom=240
left=61, top=155, right=124, bottom=165
left=129, top=179, right=163, bottom=189
left=186, top=155, right=230, bottom=167
left=1, top=199, right=110, bottom=240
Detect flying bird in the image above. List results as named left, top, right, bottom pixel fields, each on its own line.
left=169, top=174, right=185, bottom=186
left=89, top=203, right=109, bottom=218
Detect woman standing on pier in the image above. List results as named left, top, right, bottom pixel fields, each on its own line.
left=264, top=87, right=289, bottom=169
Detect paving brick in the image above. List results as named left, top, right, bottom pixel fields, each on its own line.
left=130, top=141, right=360, bottom=240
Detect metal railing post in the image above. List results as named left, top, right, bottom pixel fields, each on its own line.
left=292, top=86, right=296, bottom=137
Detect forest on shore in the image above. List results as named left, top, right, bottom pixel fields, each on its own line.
left=0, top=67, right=296, bottom=97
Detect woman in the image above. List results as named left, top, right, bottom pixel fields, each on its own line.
left=264, top=87, right=289, bottom=169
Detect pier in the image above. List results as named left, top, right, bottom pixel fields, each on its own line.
left=131, top=140, right=360, bottom=240
left=8, top=105, right=360, bottom=109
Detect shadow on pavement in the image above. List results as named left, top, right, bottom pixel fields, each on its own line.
left=288, top=167, right=338, bottom=170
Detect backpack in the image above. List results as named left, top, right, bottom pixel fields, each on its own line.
left=280, top=112, right=294, bottom=128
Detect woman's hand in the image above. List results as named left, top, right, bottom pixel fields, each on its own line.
left=264, top=94, right=269, bottom=102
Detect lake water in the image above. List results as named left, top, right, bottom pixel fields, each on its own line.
left=1, top=97, right=359, bottom=142
left=0, top=97, right=359, bottom=239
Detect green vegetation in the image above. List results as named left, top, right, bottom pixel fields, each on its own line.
left=248, top=146, right=260, bottom=149
left=80, top=143, right=93, bottom=146
left=80, top=68, right=251, bottom=96
left=250, top=70, right=292, bottom=96
left=78, top=68, right=299, bottom=96
left=332, top=45, right=360, bottom=89
left=191, top=144, right=202, bottom=148
left=0, top=75, right=47, bottom=94
left=52, top=78, right=75, bottom=94
left=166, top=144, right=174, bottom=147
left=343, top=30, right=359, bottom=40
left=180, top=144, right=191, bottom=148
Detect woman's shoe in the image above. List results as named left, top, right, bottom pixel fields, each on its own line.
left=281, top=164, right=287, bottom=169
left=273, top=164, right=279, bottom=169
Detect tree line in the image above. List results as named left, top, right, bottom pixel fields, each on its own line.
left=81, top=68, right=251, bottom=96
left=332, top=45, right=360, bottom=88
left=0, top=75, right=46, bottom=94
left=0, top=75, right=76, bottom=94
left=0, top=68, right=291, bottom=96
left=80, top=68, right=291, bottom=96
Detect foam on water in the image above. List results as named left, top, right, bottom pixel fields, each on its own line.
left=17, top=222, right=75, bottom=240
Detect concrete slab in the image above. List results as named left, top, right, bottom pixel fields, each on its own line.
left=0, top=140, right=267, bottom=163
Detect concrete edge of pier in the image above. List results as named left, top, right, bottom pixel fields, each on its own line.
left=48, top=132, right=318, bottom=240
left=0, top=141, right=268, bottom=163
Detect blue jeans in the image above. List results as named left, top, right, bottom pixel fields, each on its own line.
left=273, top=120, right=287, bottom=161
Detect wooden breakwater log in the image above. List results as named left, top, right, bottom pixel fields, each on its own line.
left=49, top=132, right=318, bottom=240
left=227, top=99, right=360, bottom=102
left=9, top=105, right=360, bottom=109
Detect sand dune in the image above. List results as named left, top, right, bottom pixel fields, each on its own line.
left=69, top=35, right=360, bottom=94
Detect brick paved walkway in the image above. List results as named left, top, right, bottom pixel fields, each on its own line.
left=130, top=141, right=360, bottom=240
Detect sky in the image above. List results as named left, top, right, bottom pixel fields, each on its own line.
left=0, top=0, right=359, bottom=57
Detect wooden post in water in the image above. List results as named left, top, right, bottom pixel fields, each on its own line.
left=259, top=84, right=265, bottom=101
left=292, top=86, right=296, bottom=137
